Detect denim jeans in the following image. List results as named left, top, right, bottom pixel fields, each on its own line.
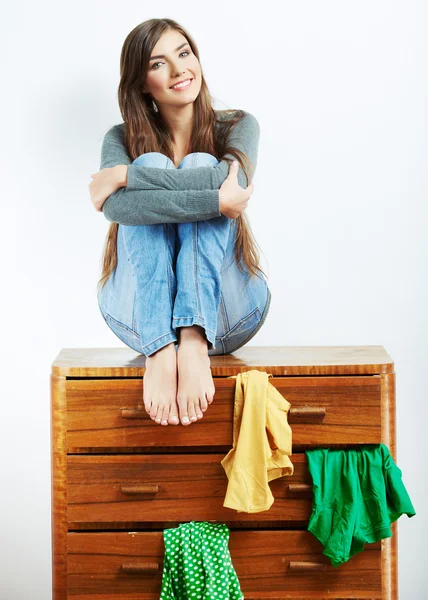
left=97, top=151, right=272, bottom=357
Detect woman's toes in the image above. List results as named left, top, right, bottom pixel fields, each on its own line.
left=199, top=395, right=209, bottom=413
left=206, top=386, right=215, bottom=405
left=168, top=402, right=180, bottom=425
left=187, top=400, right=197, bottom=423
left=160, top=405, right=170, bottom=426
left=154, top=404, right=164, bottom=424
left=144, top=397, right=152, bottom=415
left=193, top=399, right=203, bottom=419
left=149, top=403, right=158, bottom=421
left=177, top=395, right=190, bottom=425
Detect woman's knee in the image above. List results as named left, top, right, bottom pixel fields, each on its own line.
left=177, top=152, right=219, bottom=169
left=131, top=151, right=219, bottom=169
left=132, top=152, right=174, bottom=168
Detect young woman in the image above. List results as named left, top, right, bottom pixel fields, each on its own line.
left=89, top=18, right=272, bottom=429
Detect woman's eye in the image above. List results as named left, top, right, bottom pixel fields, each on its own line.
left=151, top=50, right=190, bottom=69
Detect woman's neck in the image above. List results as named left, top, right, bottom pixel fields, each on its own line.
left=159, top=104, right=194, bottom=146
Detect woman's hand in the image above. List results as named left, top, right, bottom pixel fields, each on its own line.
left=219, top=161, right=254, bottom=219
left=89, top=166, right=126, bottom=212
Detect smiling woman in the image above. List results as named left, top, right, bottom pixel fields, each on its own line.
left=141, top=30, right=203, bottom=119
left=93, top=17, right=271, bottom=430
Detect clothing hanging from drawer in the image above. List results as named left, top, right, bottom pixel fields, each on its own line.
left=305, top=443, right=416, bottom=568
left=221, top=369, right=294, bottom=513
left=159, top=520, right=244, bottom=599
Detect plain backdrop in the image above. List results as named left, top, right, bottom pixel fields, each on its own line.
left=2, top=1, right=427, bottom=598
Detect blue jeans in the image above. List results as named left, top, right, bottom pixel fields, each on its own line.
left=97, top=151, right=272, bottom=357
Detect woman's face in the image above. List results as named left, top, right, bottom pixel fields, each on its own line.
left=144, top=30, right=202, bottom=110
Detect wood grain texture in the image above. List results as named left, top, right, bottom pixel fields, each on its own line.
left=66, top=530, right=382, bottom=599
left=381, top=372, right=398, bottom=600
left=50, top=374, right=67, bottom=600
left=51, top=345, right=394, bottom=377
left=66, top=453, right=312, bottom=528
left=66, top=376, right=382, bottom=451
left=49, top=346, right=398, bottom=599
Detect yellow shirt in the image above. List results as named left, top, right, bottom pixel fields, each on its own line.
left=221, top=369, right=294, bottom=513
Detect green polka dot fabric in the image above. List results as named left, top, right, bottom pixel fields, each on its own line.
left=160, top=521, right=244, bottom=599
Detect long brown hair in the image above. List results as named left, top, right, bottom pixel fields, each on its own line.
left=98, top=18, right=267, bottom=291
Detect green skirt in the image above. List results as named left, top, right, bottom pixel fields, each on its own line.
left=306, top=443, right=416, bottom=567
left=160, top=521, right=244, bottom=599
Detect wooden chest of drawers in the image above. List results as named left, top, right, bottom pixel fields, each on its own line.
left=51, top=345, right=397, bottom=599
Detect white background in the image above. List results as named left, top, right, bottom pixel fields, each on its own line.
left=2, top=1, right=426, bottom=598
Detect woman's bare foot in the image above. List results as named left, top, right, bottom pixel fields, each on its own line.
left=176, top=325, right=215, bottom=425
left=143, top=342, right=180, bottom=426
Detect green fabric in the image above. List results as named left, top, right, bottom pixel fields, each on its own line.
left=306, top=443, right=416, bottom=567
left=160, top=521, right=244, bottom=599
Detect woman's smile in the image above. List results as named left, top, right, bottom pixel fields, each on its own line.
left=170, top=78, right=193, bottom=91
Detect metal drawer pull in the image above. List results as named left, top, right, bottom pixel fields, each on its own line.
left=289, top=406, right=326, bottom=419
left=121, top=562, right=159, bottom=574
left=289, top=561, right=327, bottom=572
left=121, top=408, right=146, bottom=419
left=120, top=484, right=159, bottom=495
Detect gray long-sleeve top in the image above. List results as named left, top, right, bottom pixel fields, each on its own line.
left=99, top=109, right=260, bottom=225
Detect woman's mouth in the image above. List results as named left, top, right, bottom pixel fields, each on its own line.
left=170, top=78, right=193, bottom=91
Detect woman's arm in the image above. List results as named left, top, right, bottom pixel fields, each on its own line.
left=99, top=125, right=221, bottom=226
left=101, top=186, right=221, bottom=225
left=98, top=110, right=259, bottom=225
left=103, top=111, right=260, bottom=192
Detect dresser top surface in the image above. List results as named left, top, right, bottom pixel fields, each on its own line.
left=51, top=345, right=394, bottom=377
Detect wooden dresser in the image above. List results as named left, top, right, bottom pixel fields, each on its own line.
left=51, top=345, right=398, bottom=599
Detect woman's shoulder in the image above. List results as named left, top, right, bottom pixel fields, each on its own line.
left=214, top=108, right=257, bottom=121
left=112, top=122, right=125, bottom=133
left=214, top=110, right=260, bottom=140
left=214, top=109, right=259, bottom=132
left=102, top=122, right=125, bottom=141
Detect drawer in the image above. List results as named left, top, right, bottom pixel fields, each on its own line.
left=67, top=530, right=382, bottom=599
left=67, top=454, right=312, bottom=528
left=66, top=376, right=382, bottom=451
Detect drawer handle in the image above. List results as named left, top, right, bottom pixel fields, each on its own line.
left=287, top=483, right=312, bottom=496
left=121, top=562, right=159, bottom=574
left=289, top=561, right=327, bottom=572
left=121, top=407, right=327, bottom=419
left=121, top=408, right=146, bottom=419
left=289, top=406, right=326, bottom=419
left=120, top=484, right=159, bottom=495
left=122, top=407, right=327, bottom=419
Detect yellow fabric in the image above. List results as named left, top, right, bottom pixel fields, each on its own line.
left=220, top=369, right=294, bottom=513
